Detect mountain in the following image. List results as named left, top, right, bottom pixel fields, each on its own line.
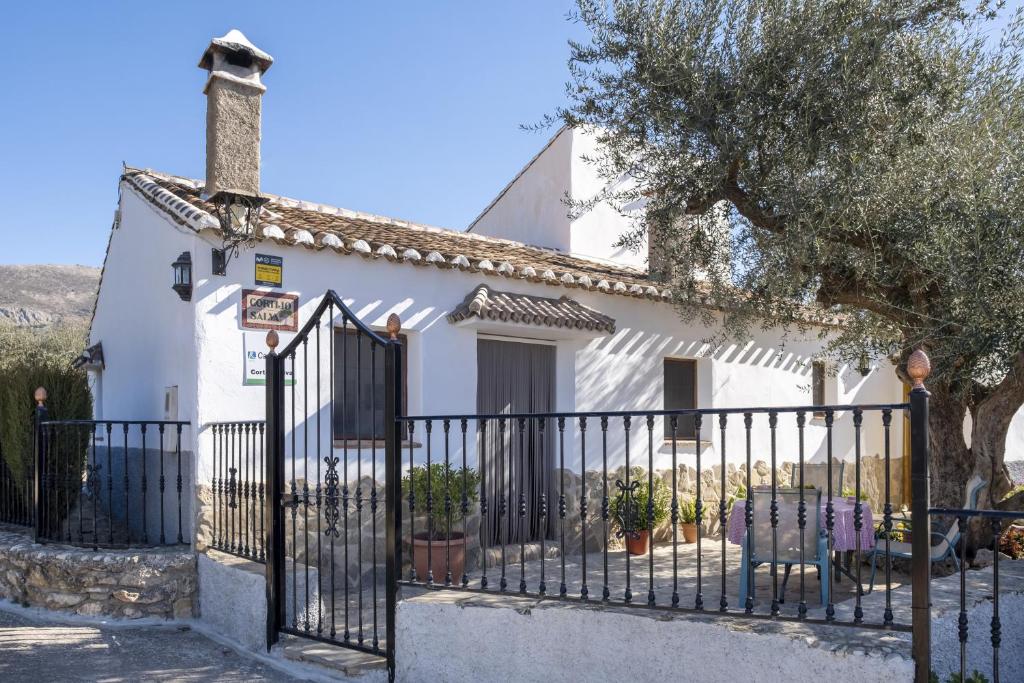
left=0, top=264, right=100, bottom=327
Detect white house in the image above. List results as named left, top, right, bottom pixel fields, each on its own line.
left=88, top=28, right=913, bottom=482
left=70, top=29, right=1024, bottom=681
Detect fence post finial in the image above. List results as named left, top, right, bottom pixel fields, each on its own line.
left=266, top=330, right=279, bottom=352
left=34, top=387, right=47, bottom=407
left=907, top=349, right=930, bottom=391
left=386, top=313, right=401, bottom=340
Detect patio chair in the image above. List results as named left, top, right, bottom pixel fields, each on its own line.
left=738, top=488, right=829, bottom=608
left=798, top=459, right=845, bottom=496
left=867, top=474, right=985, bottom=592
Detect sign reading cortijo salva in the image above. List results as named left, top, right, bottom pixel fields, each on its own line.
left=254, top=253, right=283, bottom=287
left=241, top=289, right=299, bottom=331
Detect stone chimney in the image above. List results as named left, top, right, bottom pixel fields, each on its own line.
left=198, top=30, right=273, bottom=201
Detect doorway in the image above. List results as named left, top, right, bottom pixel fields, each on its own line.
left=476, top=338, right=555, bottom=544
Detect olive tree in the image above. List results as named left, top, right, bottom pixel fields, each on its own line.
left=554, top=0, right=1024, bottom=514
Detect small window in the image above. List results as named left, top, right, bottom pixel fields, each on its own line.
left=664, top=359, right=697, bottom=439
left=333, top=328, right=407, bottom=441
left=812, top=360, right=826, bottom=417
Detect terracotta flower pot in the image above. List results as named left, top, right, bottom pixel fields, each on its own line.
left=625, top=529, right=650, bottom=555
left=681, top=522, right=698, bottom=544
left=412, top=532, right=467, bottom=583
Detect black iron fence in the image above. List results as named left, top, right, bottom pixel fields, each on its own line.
left=35, top=418, right=190, bottom=548
left=0, top=392, right=191, bottom=548
left=209, top=420, right=266, bottom=562
left=0, top=441, right=31, bottom=527
left=397, top=402, right=911, bottom=629
left=928, top=507, right=1021, bottom=683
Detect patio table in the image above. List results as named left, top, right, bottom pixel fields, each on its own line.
left=726, top=495, right=876, bottom=552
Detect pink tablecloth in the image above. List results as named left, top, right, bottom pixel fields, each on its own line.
left=726, top=497, right=875, bottom=552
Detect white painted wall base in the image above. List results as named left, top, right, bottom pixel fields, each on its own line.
left=395, top=590, right=914, bottom=683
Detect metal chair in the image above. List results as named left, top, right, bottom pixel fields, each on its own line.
left=799, top=459, right=845, bottom=496
left=867, top=474, right=985, bottom=591
left=738, top=487, right=829, bottom=607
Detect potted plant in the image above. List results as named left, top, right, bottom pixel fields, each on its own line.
left=679, top=496, right=698, bottom=543
left=609, top=467, right=670, bottom=555
left=402, top=463, right=480, bottom=582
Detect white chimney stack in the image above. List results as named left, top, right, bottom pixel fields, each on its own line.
left=198, top=30, right=273, bottom=201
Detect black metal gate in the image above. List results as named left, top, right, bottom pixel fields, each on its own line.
left=264, top=290, right=402, bottom=677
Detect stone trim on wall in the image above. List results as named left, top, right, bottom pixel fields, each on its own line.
left=0, top=526, right=196, bottom=620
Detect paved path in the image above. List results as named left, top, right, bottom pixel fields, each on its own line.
left=0, top=609, right=300, bottom=682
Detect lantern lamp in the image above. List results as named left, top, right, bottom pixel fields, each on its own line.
left=171, top=251, right=193, bottom=301
left=857, top=351, right=871, bottom=377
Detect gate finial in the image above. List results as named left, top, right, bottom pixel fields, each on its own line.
left=386, top=313, right=401, bottom=340
left=266, top=329, right=279, bottom=351
left=907, top=348, right=930, bottom=391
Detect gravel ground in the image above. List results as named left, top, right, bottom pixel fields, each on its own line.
left=0, top=609, right=301, bottom=682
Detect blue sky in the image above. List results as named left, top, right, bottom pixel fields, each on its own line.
left=0, top=2, right=583, bottom=266
left=1, top=4, right=1016, bottom=267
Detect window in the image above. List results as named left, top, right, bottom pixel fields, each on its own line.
left=812, top=360, right=826, bottom=417
left=333, top=328, right=407, bottom=441
left=663, top=359, right=697, bottom=439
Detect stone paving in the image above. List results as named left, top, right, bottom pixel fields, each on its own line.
left=0, top=608, right=299, bottom=682
left=455, top=535, right=915, bottom=623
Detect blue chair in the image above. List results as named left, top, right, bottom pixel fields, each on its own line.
left=739, top=488, right=829, bottom=608
left=867, top=475, right=985, bottom=592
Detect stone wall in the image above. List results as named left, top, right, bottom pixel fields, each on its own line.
left=191, top=454, right=904, bottom=571
left=0, top=525, right=196, bottom=619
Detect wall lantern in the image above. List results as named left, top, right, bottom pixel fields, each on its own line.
left=211, top=193, right=266, bottom=275
left=857, top=352, right=871, bottom=377
left=171, top=251, right=193, bottom=301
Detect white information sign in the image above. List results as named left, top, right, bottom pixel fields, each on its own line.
left=244, top=333, right=295, bottom=386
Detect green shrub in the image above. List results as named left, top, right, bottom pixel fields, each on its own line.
left=609, top=466, right=670, bottom=531
left=0, top=322, right=91, bottom=503
left=402, top=463, right=480, bottom=539
left=840, top=486, right=870, bottom=501
left=726, top=484, right=747, bottom=513
left=678, top=496, right=697, bottom=524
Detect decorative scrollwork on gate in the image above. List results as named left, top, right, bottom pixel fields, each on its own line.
left=612, top=479, right=641, bottom=540
left=228, top=467, right=238, bottom=509
left=323, top=455, right=341, bottom=538
left=85, top=463, right=101, bottom=500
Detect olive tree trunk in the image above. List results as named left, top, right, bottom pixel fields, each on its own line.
left=926, top=366, right=1024, bottom=550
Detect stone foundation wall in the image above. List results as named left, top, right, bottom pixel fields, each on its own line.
left=0, top=526, right=196, bottom=619
left=191, top=454, right=904, bottom=567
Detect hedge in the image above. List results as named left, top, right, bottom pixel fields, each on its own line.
left=0, top=323, right=92, bottom=499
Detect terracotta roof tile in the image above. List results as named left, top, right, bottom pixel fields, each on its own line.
left=121, top=168, right=677, bottom=302
left=448, top=284, right=616, bottom=334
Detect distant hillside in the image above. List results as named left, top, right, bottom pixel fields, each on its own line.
left=0, top=264, right=100, bottom=328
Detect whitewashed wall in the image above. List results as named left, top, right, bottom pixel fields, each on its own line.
left=470, top=128, right=647, bottom=269
left=178, top=224, right=906, bottom=486
left=90, top=187, right=200, bottom=424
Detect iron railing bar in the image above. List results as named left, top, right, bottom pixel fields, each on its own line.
left=853, top=408, right=864, bottom=624
left=397, top=403, right=910, bottom=422
left=579, top=416, right=588, bottom=600
left=695, top=414, right=704, bottom=611
left=768, top=411, right=778, bottom=617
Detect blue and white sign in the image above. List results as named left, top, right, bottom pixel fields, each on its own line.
left=243, top=333, right=295, bottom=386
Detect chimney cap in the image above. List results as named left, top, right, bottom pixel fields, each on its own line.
left=199, top=29, right=273, bottom=73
